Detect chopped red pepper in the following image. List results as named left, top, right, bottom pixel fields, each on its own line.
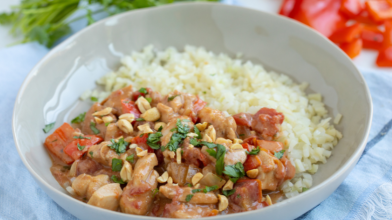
left=121, top=99, right=141, bottom=118
left=189, top=96, right=207, bottom=123
left=64, top=135, right=103, bottom=160
left=243, top=155, right=261, bottom=172
left=340, top=0, right=363, bottom=18
left=44, top=123, right=76, bottom=164
left=365, top=0, right=392, bottom=22
left=339, top=38, right=363, bottom=59
left=241, top=142, right=255, bottom=152
left=383, top=20, right=392, bottom=48
left=361, top=25, right=384, bottom=50
left=376, top=47, right=392, bottom=67
left=131, top=133, right=154, bottom=153
left=279, top=0, right=297, bottom=16
left=329, top=23, right=363, bottom=44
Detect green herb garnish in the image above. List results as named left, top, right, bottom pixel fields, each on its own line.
left=165, top=119, right=190, bottom=152
left=194, top=125, right=202, bottom=139
left=77, top=143, right=85, bottom=151
left=111, top=175, right=125, bottom=184
left=239, top=134, right=245, bottom=137
left=147, top=132, right=163, bottom=149
left=185, top=194, right=194, bottom=202
left=43, top=122, right=55, bottom=133
left=215, top=144, right=226, bottom=175
left=146, top=97, right=152, bottom=103
left=90, top=96, right=98, bottom=102
left=108, top=138, right=129, bottom=154
left=192, top=189, right=202, bottom=193
left=139, top=88, right=147, bottom=94
left=126, top=154, right=135, bottom=163
left=71, top=112, right=86, bottom=124
left=303, top=187, right=309, bottom=192
left=222, top=189, right=236, bottom=197
left=223, top=162, right=245, bottom=183
left=90, top=121, right=100, bottom=134
left=190, top=138, right=200, bottom=146
left=73, top=135, right=91, bottom=140
left=136, top=118, right=145, bottom=121
left=187, top=183, right=193, bottom=187
left=152, top=188, right=159, bottom=197
left=274, top=150, right=286, bottom=159
left=105, top=122, right=110, bottom=127
left=111, top=158, right=123, bottom=172
left=203, top=185, right=218, bottom=193
left=247, top=146, right=260, bottom=155
left=206, top=149, right=217, bottom=158
left=89, top=151, right=93, bottom=158
left=168, top=95, right=179, bottom=101
left=237, top=194, right=241, bottom=198
left=157, top=126, right=163, bottom=132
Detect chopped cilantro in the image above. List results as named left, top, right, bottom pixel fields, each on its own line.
left=71, top=112, right=86, bottom=124
left=63, top=166, right=70, bottom=170
left=215, top=144, right=226, bottom=175
left=43, top=122, right=55, bottom=133
left=185, top=194, right=194, bottom=202
left=108, top=138, right=128, bottom=154
left=247, top=146, right=260, bottom=155
left=303, top=187, right=309, bottom=192
left=90, top=122, right=100, bottom=134
left=111, top=158, right=123, bottom=172
left=168, top=95, right=179, bottom=101
left=222, top=189, right=236, bottom=197
left=89, top=151, right=94, bottom=158
left=139, top=87, right=148, bottom=94
left=203, top=185, right=218, bottom=193
left=160, top=146, right=166, bottom=152
left=190, top=138, right=200, bottom=146
left=105, top=122, right=110, bottom=127
left=145, top=97, right=152, bottom=103
left=136, top=118, right=145, bottom=121
left=192, top=189, right=202, bottom=193
left=165, top=119, right=190, bottom=152
left=90, top=96, right=98, bottom=102
left=194, top=126, right=202, bottom=139
left=152, top=188, right=159, bottom=197
left=170, top=128, right=177, bottom=132
left=74, top=135, right=91, bottom=140
left=77, top=143, right=85, bottom=151
left=237, top=194, right=241, bottom=198
left=176, top=119, right=190, bottom=134
left=111, top=175, right=125, bottom=184
left=239, top=134, right=245, bottom=137
left=147, top=132, right=163, bottom=149
left=157, top=126, right=163, bottom=132
left=187, top=183, right=193, bottom=187
left=126, top=154, right=135, bottom=163
left=223, top=162, right=245, bottom=183
left=206, top=148, right=217, bottom=158
left=274, top=150, right=285, bottom=159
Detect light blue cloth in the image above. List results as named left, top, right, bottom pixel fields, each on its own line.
left=1, top=9, right=392, bottom=220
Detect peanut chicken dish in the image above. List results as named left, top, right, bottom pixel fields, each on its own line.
left=44, top=85, right=295, bottom=218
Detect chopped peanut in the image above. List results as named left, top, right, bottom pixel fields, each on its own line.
left=176, top=148, right=182, bottom=164
left=218, top=195, right=228, bottom=211
left=266, top=195, right=272, bottom=206
left=233, top=138, right=243, bottom=144
left=246, top=169, right=259, bottom=179
left=119, top=113, right=135, bottom=123
left=216, top=138, right=233, bottom=146
left=124, top=137, right=133, bottom=143
left=230, top=143, right=243, bottom=150
left=92, top=107, right=112, bottom=116
left=186, top=133, right=198, bottom=138
left=68, top=160, right=79, bottom=177
left=157, top=171, right=169, bottom=183
left=118, top=119, right=133, bottom=134
left=129, top=143, right=138, bottom=149
left=222, top=180, right=234, bottom=191
left=138, top=123, right=153, bottom=134
left=102, top=116, right=113, bottom=124
left=136, top=147, right=147, bottom=157
left=204, top=125, right=216, bottom=142
left=120, top=161, right=133, bottom=182
left=195, top=122, right=208, bottom=131
left=94, top=117, right=103, bottom=124
left=188, top=144, right=194, bottom=149
left=136, top=97, right=152, bottom=113
left=191, top=173, right=204, bottom=185
left=167, top=177, right=173, bottom=185
left=168, top=151, right=175, bottom=159
left=141, top=107, right=160, bottom=122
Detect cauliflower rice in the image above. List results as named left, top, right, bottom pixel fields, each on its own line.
left=82, top=45, right=343, bottom=198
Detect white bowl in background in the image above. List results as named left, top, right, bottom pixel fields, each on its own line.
left=12, top=2, right=372, bottom=220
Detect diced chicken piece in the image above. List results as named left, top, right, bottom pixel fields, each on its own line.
left=160, top=116, right=193, bottom=146
left=104, top=123, right=124, bottom=141
left=101, top=85, right=134, bottom=115
left=224, top=149, right=247, bottom=166
left=88, top=183, right=123, bottom=211
left=229, top=179, right=264, bottom=212
left=74, top=158, right=103, bottom=176
left=163, top=201, right=218, bottom=218
left=160, top=185, right=218, bottom=204
left=258, top=151, right=275, bottom=173
left=198, top=107, right=237, bottom=140
left=251, top=108, right=284, bottom=141
left=120, top=153, right=159, bottom=215
left=257, top=168, right=279, bottom=191
left=72, top=174, right=110, bottom=200
left=148, top=90, right=163, bottom=107
left=81, top=103, right=112, bottom=138
left=183, top=146, right=210, bottom=168
left=157, top=103, right=179, bottom=124
left=88, top=141, right=120, bottom=167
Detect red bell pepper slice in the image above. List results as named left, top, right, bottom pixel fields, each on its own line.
left=340, top=0, right=363, bottom=18
left=340, top=38, right=363, bottom=59
left=329, top=23, right=363, bottom=44
left=365, top=0, right=392, bottom=22
left=64, top=135, right=103, bottom=161
left=361, top=25, right=384, bottom=50
left=121, top=99, right=141, bottom=118
left=243, top=155, right=261, bottom=172
left=383, top=20, right=392, bottom=48
left=241, top=143, right=255, bottom=152
left=131, top=133, right=154, bottom=153
left=44, top=123, right=76, bottom=164
left=279, top=0, right=297, bottom=16
left=376, top=47, right=392, bottom=67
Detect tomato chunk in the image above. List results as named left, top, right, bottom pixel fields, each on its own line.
left=131, top=133, right=154, bottom=153
left=64, top=135, right=103, bottom=160
left=365, top=0, right=392, bottom=22
left=361, top=25, right=384, bottom=50
left=340, top=38, right=363, bottom=59
left=229, top=179, right=263, bottom=212
left=384, top=20, right=392, bottom=48
left=241, top=143, right=255, bottom=152
left=243, top=155, right=261, bottom=172
left=233, top=113, right=253, bottom=127
left=190, top=96, right=207, bottom=123
left=121, top=99, right=141, bottom=118
left=329, top=23, right=363, bottom=44
left=251, top=108, right=284, bottom=140
left=376, top=47, right=392, bottom=67
left=340, top=0, right=363, bottom=18
left=257, top=140, right=284, bottom=152
left=279, top=0, right=297, bottom=16
left=44, top=123, right=75, bottom=164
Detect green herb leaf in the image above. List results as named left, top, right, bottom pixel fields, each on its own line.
left=139, top=88, right=148, bottom=94
left=77, top=143, right=85, bottom=151
left=108, top=138, right=129, bottom=154
left=192, top=189, right=202, bottom=193
left=111, top=158, right=123, bottom=172
left=152, top=188, right=159, bottom=197
left=71, top=112, right=86, bottom=124
left=185, top=194, right=194, bottom=202
left=203, top=185, right=218, bottom=193
left=223, top=162, right=245, bottom=183
left=215, top=144, right=226, bottom=175
left=239, top=134, right=245, bottom=137
left=222, top=189, right=236, bottom=197
left=126, top=154, right=135, bottom=163
left=86, top=9, right=95, bottom=25
left=201, top=141, right=217, bottom=148
left=176, top=119, right=190, bottom=134
left=187, top=183, right=193, bottom=187
left=303, top=187, right=309, bottom=192
left=274, top=150, right=285, bottom=159
left=147, top=132, right=163, bottom=149
left=146, top=97, right=152, bottom=103
left=105, top=122, right=110, bottom=127
left=194, top=125, right=202, bottom=139
left=89, top=151, right=94, bottom=158
left=247, top=146, right=260, bottom=155
left=136, top=118, right=145, bottom=121
left=43, top=122, right=55, bottom=133
left=74, top=135, right=91, bottom=140
left=157, top=126, right=163, bottom=132
left=90, top=122, right=100, bottom=134
left=206, top=149, right=217, bottom=158
left=237, top=194, right=241, bottom=198
left=165, top=119, right=190, bottom=151
left=190, top=138, right=200, bottom=146
left=111, top=175, right=125, bottom=184
left=63, top=166, right=71, bottom=170
left=90, top=96, right=98, bottom=102
left=168, top=95, right=179, bottom=101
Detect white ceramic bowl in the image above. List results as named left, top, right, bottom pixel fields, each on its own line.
left=12, top=2, right=372, bottom=220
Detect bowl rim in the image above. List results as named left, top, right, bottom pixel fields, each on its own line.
left=12, top=2, right=373, bottom=219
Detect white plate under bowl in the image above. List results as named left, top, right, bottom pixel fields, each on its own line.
left=12, top=2, right=372, bottom=220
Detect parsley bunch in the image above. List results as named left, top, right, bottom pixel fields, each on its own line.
left=0, top=0, right=218, bottom=48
